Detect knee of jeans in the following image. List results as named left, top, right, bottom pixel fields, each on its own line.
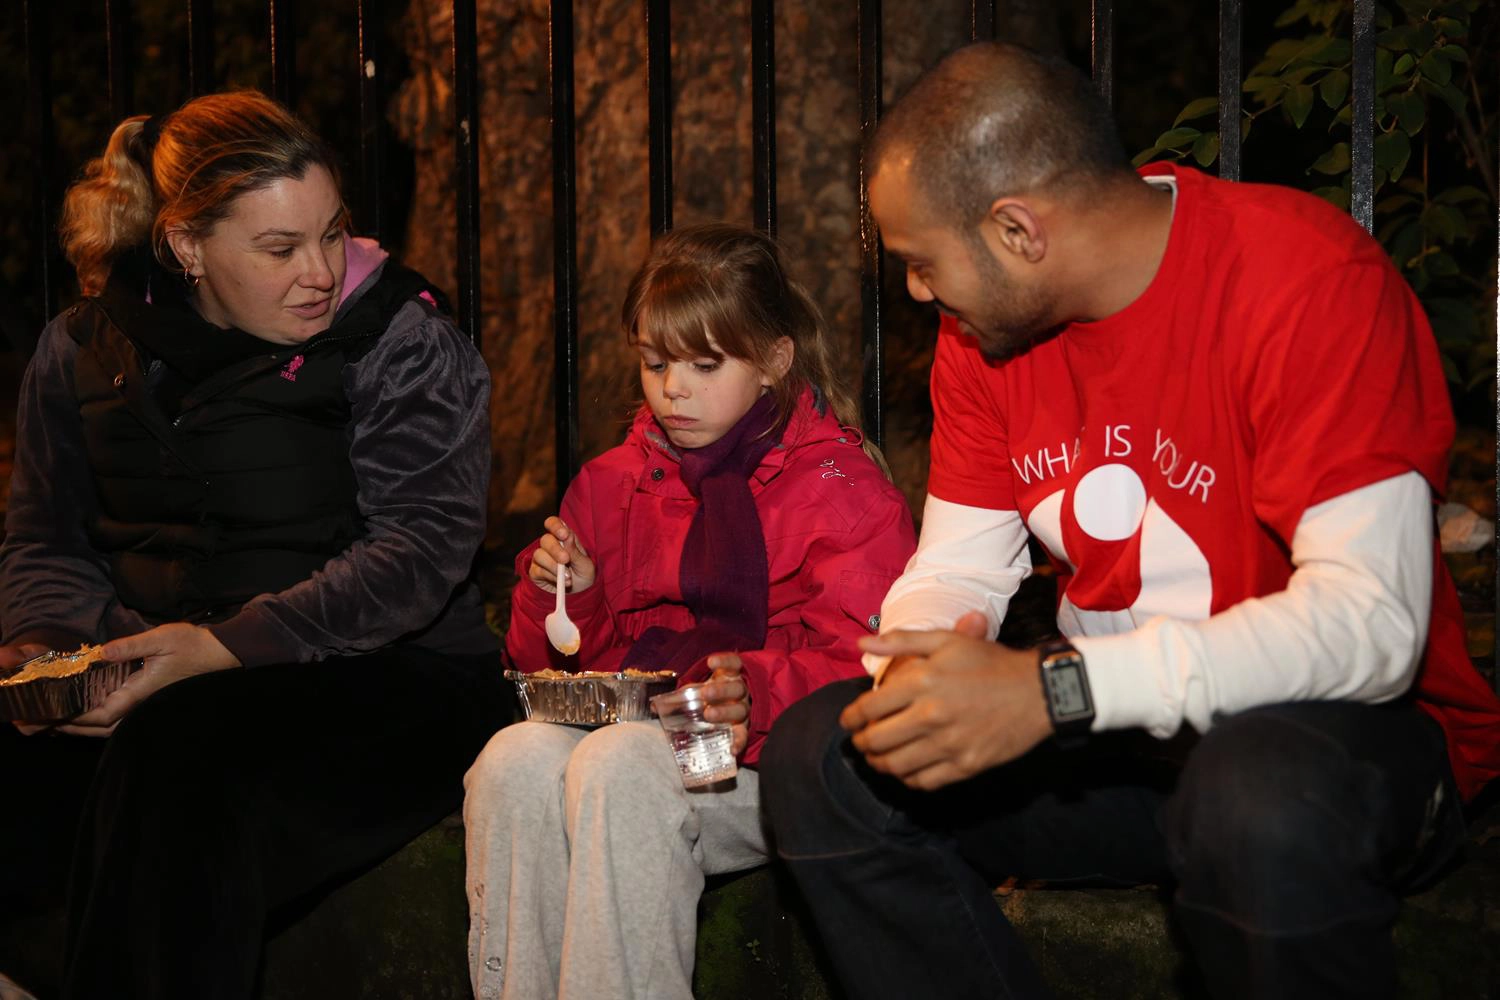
left=463, top=722, right=573, bottom=810
left=760, top=677, right=885, bottom=856
left=563, top=722, right=673, bottom=799
left=1165, top=713, right=1381, bottom=911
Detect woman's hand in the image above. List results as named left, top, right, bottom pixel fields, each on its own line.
left=60, top=624, right=242, bottom=737
left=698, top=653, right=751, bottom=758
left=528, top=516, right=597, bottom=594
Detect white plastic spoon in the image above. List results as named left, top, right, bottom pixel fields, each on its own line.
left=545, top=565, right=582, bottom=655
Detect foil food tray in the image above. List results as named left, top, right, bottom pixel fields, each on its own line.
left=505, top=670, right=676, bottom=727
left=0, top=651, right=143, bottom=723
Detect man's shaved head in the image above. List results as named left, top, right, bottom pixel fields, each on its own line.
left=872, top=42, right=1131, bottom=226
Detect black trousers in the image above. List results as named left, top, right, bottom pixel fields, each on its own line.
left=760, top=677, right=1469, bottom=1000
left=0, top=646, right=513, bottom=1000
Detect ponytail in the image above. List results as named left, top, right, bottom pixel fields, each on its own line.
left=59, top=116, right=157, bottom=295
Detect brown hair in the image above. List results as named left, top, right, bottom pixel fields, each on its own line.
left=622, top=222, right=889, bottom=477
left=60, top=90, right=343, bottom=295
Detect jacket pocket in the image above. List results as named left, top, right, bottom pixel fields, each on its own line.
left=837, top=569, right=895, bottom=634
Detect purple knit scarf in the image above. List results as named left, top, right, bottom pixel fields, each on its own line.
left=622, top=392, right=783, bottom=684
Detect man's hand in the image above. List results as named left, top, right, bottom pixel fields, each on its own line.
left=843, top=613, right=1053, bottom=790
left=61, top=624, right=242, bottom=736
left=698, top=653, right=751, bottom=757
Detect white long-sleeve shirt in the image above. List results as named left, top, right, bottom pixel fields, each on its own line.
left=866, top=471, right=1432, bottom=738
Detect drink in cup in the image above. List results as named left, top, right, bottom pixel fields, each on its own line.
left=650, top=684, right=738, bottom=788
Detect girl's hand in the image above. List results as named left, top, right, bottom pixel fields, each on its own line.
left=699, top=653, right=751, bottom=757
left=528, top=516, right=597, bottom=594
left=60, top=624, right=242, bottom=737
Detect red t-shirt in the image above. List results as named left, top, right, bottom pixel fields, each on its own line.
left=928, top=163, right=1500, bottom=801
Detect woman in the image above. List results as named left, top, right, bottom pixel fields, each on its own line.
left=0, top=91, right=508, bottom=999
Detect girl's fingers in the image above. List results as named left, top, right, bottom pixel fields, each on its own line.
left=538, top=535, right=570, bottom=564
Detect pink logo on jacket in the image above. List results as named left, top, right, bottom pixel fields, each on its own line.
left=280, top=355, right=305, bottom=382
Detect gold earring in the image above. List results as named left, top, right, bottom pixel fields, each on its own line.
left=182, top=266, right=200, bottom=291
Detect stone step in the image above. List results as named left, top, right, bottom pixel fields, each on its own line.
left=6, top=805, right=1494, bottom=998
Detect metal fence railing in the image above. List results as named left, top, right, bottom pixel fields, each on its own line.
left=18, top=1, right=1500, bottom=692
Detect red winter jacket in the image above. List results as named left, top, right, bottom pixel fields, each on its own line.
left=507, top=390, right=917, bottom=764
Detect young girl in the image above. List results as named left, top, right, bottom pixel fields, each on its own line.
left=463, top=223, right=916, bottom=1000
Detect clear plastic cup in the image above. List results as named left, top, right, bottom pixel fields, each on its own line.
left=650, top=683, right=738, bottom=788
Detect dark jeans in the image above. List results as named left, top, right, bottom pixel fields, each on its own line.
left=760, top=677, right=1468, bottom=1000
left=0, top=646, right=512, bottom=1000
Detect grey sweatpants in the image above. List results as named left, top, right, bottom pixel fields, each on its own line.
left=463, top=721, right=768, bottom=1000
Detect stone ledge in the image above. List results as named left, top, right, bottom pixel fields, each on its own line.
left=6, top=806, right=1494, bottom=998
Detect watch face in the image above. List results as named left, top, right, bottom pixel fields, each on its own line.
left=1046, top=660, right=1092, bottom=720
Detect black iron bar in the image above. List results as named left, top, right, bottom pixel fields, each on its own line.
left=1349, top=0, right=1375, bottom=232
left=750, top=0, right=776, bottom=236
left=1494, top=130, right=1499, bottom=694
left=857, top=0, right=883, bottom=448
left=970, top=0, right=995, bottom=42
left=550, top=0, right=581, bottom=502
left=24, top=0, right=56, bottom=324
left=107, top=0, right=134, bottom=121
left=1091, top=0, right=1113, bottom=109
left=646, top=0, right=672, bottom=236
left=188, top=0, right=214, bottom=96
left=269, top=0, right=295, bottom=107
left=1217, top=0, right=1242, bottom=181
left=357, top=0, right=384, bottom=242
left=452, top=0, right=481, bottom=346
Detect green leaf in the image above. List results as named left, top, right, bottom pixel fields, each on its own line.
left=1241, top=116, right=1253, bottom=143
left=1433, top=17, right=1467, bottom=39
left=1131, top=147, right=1161, bottom=169
left=1438, top=44, right=1468, bottom=62
left=1191, top=132, right=1221, bottom=167
left=1376, top=193, right=1419, bottom=214
left=1419, top=51, right=1454, bottom=86
left=1393, top=53, right=1417, bottom=76
left=1156, top=127, right=1202, bottom=150
left=1379, top=26, right=1415, bottom=51
left=1434, top=185, right=1488, bottom=205
left=1311, top=142, right=1352, bottom=175
left=1374, top=49, right=1397, bottom=93
left=1386, top=91, right=1426, bottom=135
left=1375, top=130, right=1412, bottom=180
left=1285, top=84, right=1316, bottom=127
left=1418, top=77, right=1467, bottom=115
left=1421, top=203, right=1465, bottom=243
left=1427, top=252, right=1460, bottom=278
left=1243, top=75, right=1284, bottom=93
left=1319, top=69, right=1350, bottom=108
left=1313, top=186, right=1351, bottom=210
left=1174, top=96, right=1221, bottom=127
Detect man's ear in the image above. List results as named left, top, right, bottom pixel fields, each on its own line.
left=762, top=335, right=795, bottom=386
left=982, top=198, right=1047, bottom=264
left=165, top=229, right=202, bottom=278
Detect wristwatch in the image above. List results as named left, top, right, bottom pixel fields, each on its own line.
left=1038, top=639, right=1094, bottom=748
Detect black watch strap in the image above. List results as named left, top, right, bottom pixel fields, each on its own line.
left=1039, top=638, right=1094, bottom=748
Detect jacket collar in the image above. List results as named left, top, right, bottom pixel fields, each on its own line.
left=630, top=384, right=848, bottom=490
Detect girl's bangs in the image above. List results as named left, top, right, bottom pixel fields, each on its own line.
left=630, top=276, right=726, bottom=361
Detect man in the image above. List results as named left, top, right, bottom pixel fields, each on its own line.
left=759, top=42, right=1500, bottom=1000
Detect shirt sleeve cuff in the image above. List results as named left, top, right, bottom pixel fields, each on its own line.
left=206, top=607, right=302, bottom=668
left=1071, top=632, right=1172, bottom=735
